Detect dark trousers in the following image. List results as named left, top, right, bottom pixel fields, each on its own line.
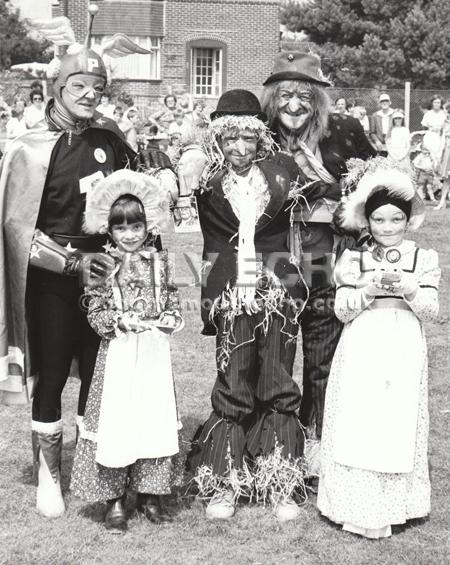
left=189, top=303, right=303, bottom=476
left=299, top=284, right=343, bottom=438
left=29, top=270, right=100, bottom=423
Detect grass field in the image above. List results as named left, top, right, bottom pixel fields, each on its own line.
left=1, top=207, right=449, bottom=565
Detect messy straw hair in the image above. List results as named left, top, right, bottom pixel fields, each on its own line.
left=260, top=80, right=331, bottom=147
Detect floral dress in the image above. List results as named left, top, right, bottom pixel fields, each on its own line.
left=70, top=248, right=183, bottom=502
left=317, top=241, right=440, bottom=538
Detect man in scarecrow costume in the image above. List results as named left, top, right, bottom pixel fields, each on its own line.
left=185, top=90, right=306, bottom=521
left=0, top=9, right=164, bottom=518
left=260, top=52, right=376, bottom=465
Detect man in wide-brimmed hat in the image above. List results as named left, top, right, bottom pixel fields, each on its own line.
left=183, top=89, right=307, bottom=522
left=261, top=51, right=376, bottom=472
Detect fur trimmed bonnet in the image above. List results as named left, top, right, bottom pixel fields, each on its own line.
left=335, top=158, right=425, bottom=233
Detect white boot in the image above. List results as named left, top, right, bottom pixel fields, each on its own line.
left=32, top=420, right=65, bottom=518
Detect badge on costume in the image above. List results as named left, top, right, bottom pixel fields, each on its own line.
left=94, top=147, right=107, bottom=163
left=79, top=171, right=105, bottom=194
left=386, top=248, right=401, bottom=263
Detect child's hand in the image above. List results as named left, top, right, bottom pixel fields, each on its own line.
left=361, top=270, right=399, bottom=297
left=362, top=272, right=384, bottom=298
left=119, top=313, right=149, bottom=333
left=391, top=273, right=419, bottom=300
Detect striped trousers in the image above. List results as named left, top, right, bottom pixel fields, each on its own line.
left=299, top=284, right=343, bottom=438
left=189, top=303, right=303, bottom=476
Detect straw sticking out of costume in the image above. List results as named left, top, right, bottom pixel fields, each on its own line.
left=189, top=447, right=254, bottom=504
left=252, top=442, right=307, bottom=507
left=199, top=114, right=278, bottom=188
left=210, top=276, right=300, bottom=372
left=190, top=442, right=307, bottom=509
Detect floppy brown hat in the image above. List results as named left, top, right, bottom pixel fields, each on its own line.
left=263, top=51, right=331, bottom=87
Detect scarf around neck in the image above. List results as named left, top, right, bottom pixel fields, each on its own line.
left=277, top=122, right=336, bottom=184
left=46, top=98, right=93, bottom=133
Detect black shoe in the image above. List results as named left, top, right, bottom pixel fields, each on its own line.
left=105, top=496, right=127, bottom=533
left=136, top=494, right=172, bottom=524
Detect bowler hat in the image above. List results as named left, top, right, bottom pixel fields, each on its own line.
left=263, top=51, right=331, bottom=87
left=210, top=89, right=267, bottom=121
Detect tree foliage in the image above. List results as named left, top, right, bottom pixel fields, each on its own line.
left=281, top=0, right=450, bottom=88
left=0, top=1, right=51, bottom=71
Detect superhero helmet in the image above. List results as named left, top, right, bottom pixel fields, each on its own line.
left=23, top=4, right=150, bottom=91
left=52, top=45, right=107, bottom=95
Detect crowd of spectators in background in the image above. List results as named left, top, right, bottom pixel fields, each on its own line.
left=331, top=93, right=450, bottom=208
left=1, top=81, right=46, bottom=153
left=1, top=84, right=450, bottom=208
left=0, top=84, right=210, bottom=166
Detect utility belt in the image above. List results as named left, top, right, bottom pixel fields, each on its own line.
left=29, top=229, right=108, bottom=276
left=51, top=233, right=108, bottom=253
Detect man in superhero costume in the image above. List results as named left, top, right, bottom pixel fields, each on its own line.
left=0, top=24, right=148, bottom=516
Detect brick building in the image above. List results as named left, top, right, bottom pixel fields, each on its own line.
left=52, top=0, right=280, bottom=109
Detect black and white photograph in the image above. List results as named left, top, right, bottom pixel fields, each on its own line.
left=0, top=0, right=448, bottom=563
left=172, top=195, right=200, bottom=233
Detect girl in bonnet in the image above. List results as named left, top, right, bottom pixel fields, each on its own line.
left=70, top=170, right=183, bottom=533
left=317, top=158, right=440, bottom=538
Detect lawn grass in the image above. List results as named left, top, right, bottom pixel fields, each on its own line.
left=1, top=207, right=449, bottom=565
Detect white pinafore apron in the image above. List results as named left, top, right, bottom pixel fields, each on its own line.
left=331, top=302, right=423, bottom=474
left=95, top=328, right=179, bottom=468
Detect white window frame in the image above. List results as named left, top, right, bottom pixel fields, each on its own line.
left=190, top=47, right=223, bottom=98
left=92, top=36, right=161, bottom=81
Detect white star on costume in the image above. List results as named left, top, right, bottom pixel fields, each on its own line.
left=102, top=241, right=114, bottom=254
left=30, top=245, right=41, bottom=259
left=65, top=242, right=78, bottom=253
left=96, top=118, right=106, bottom=125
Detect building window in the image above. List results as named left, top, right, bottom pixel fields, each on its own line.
left=92, top=36, right=161, bottom=80
left=190, top=46, right=224, bottom=98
